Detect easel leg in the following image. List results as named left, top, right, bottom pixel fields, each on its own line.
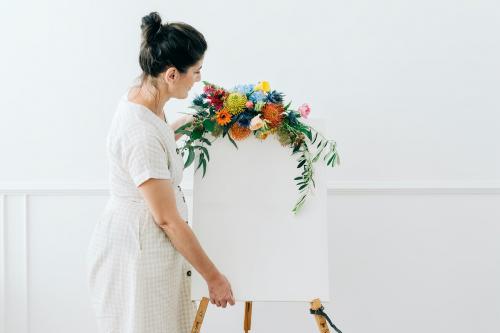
left=243, top=301, right=252, bottom=333
left=310, top=298, right=330, bottom=333
left=191, top=297, right=209, bottom=333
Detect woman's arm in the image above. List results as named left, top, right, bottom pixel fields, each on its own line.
left=138, top=177, right=236, bottom=307
left=170, top=115, right=194, bottom=141
left=139, top=177, right=219, bottom=282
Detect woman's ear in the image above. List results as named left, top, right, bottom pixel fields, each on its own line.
left=163, top=67, right=178, bottom=83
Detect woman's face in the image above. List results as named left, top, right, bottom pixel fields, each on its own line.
left=170, top=58, right=204, bottom=99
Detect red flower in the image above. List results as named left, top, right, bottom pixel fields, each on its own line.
left=207, top=88, right=228, bottom=111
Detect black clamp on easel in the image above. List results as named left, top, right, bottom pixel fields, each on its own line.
left=309, top=298, right=343, bottom=333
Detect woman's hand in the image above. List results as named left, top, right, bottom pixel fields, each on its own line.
left=183, top=114, right=194, bottom=126
left=207, top=272, right=235, bottom=308
left=172, top=114, right=194, bottom=141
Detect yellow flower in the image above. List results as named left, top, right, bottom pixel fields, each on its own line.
left=254, top=81, right=271, bottom=93
left=224, top=93, right=247, bottom=115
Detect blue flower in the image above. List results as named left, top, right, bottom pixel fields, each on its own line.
left=287, top=111, right=299, bottom=126
left=193, top=95, right=205, bottom=106
left=266, top=90, right=285, bottom=104
left=248, top=91, right=266, bottom=103
left=237, top=111, right=254, bottom=128
left=231, top=84, right=255, bottom=95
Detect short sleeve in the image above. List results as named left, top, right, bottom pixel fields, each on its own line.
left=122, top=125, right=171, bottom=187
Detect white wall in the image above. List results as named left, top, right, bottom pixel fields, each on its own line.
left=1, top=0, right=499, bottom=332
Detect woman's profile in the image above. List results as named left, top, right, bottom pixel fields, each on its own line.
left=86, top=11, right=235, bottom=333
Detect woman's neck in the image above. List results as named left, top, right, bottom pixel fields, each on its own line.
left=129, top=84, right=170, bottom=117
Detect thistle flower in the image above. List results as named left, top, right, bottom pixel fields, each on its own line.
left=193, top=95, right=205, bottom=107
left=266, top=90, right=285, bottom=104
left=287, top=111, right=299, bottom=126
left=237, top=112, right=254, bottom=128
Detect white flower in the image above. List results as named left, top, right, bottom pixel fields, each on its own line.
left=249, top=115, right=265, bottom=131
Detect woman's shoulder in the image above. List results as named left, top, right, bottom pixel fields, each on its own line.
left=115, top=95, right=158, bottom=130
left=107, top=98, right=159, bottom=147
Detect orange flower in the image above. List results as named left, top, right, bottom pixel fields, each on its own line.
left=215, top=109, right=232, bottom=126
left=261, top=103, right=284, bottom=128
left=229, top=123, right=251, bottom=141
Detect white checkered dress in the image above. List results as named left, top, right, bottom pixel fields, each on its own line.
left=86, top=93, right=196, bottom=332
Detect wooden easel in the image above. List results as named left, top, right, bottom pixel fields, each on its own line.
left=190, top=297, right=333, bottom=333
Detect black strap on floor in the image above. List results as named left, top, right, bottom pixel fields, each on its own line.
left=309, top=305, right=343, bottom=333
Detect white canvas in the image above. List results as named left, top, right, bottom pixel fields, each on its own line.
left=190, top=123, right=330, bottom=302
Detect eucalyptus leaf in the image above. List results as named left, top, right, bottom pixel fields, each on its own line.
left=176, top=129, right=192, bottom=136
left=327, top=154, right=335, bottom=166
left=196, top=153, right=204, bottom=171
left=184, top=146, right=195, bottom=168
left=228, top=135, right=238, bottom=149
left=196, top=146, right=210, bottom=161
left=199, top=137, right=212, bottom=146
left=201, top=159, right=207, bottom=177
left=312, top=132, right=318, bottom=144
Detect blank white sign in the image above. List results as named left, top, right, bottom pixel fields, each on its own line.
left=190, top=128, right=330, bottom=302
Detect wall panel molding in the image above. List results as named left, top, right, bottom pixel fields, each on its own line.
left=0, top=181, right=499, bottom=196
left=0, top=181, right=498, bottom=333
left=24, top=195, right=30, bottom=333
left=1, top=195, right=5, bottom=333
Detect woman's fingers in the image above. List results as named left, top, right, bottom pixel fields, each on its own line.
left=211, top=293, right=235, bottom=307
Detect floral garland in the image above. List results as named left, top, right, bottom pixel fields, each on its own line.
left=175, top=81, right=340, bottom=214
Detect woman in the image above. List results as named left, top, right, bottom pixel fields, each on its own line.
left=86, top=12, right=235, bottom=333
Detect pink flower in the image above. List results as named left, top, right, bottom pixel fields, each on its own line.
left=203, top=85, right=215, bottom=95
left=245, top=101, right=254, bottom=109
left=298, top=103, right=311, bottom=119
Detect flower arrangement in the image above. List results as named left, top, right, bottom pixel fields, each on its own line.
left=175, top=81, right=340, bottom=214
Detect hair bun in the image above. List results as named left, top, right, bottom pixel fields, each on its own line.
left=141, top=12, right=162, bottom=43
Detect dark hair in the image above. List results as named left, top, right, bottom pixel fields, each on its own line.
left=139, top=12, right=207, bottom=78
